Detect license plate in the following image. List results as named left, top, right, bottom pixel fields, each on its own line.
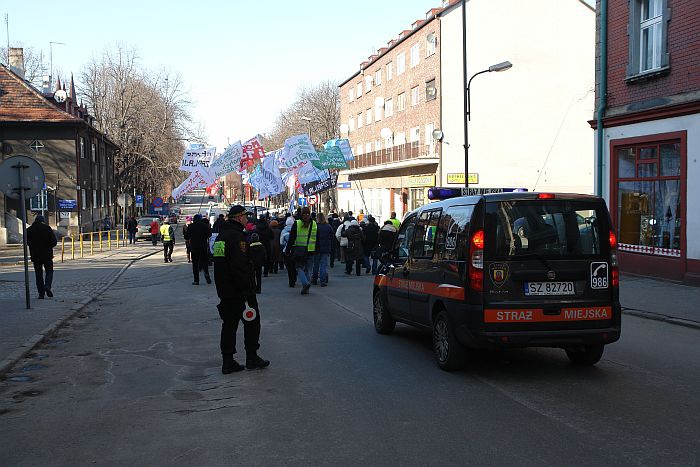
left=524, top=281, right=574, bottom=296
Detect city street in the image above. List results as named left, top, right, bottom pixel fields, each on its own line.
left=0, top=242, right=698, bottom=466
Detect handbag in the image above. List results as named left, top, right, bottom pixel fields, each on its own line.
left=292, top=221, right=313, bottom=260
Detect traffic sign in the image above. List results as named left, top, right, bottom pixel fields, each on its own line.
left=152, top=196, right=164, bottom=207
left=307, top=194, right=318, bottom=206
left=135, top=194, right=144, bottom=208
left=297, top=197, right=307, bottom=207
left=117, top=193, right=133, bottom=207
left=0, top=155, right=45, bottom=200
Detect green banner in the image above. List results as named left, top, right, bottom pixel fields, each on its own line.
left=312, top=146, right=348, bottom=170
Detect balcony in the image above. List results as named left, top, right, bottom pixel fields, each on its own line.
left=345, top=143, right=440, bottom=174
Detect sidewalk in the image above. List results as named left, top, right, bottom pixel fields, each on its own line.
left=0, top=241, right=161, bottom=376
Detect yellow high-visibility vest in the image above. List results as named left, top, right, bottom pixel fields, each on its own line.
left=294, top=220, right=317, bottom=252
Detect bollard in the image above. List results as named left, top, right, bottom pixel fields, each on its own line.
left=61, top=237, right=66, bottom=263
left=108, top=230, right=112, bottom=250
left=80, top=234, right=84, bottom=258
left=90, top=232, right=94, bottom=255
left=72, top=237, right=75, bottom=260
left=116, top=229, right=120, bottom=248
left=99, top=231, right=103, bottom=252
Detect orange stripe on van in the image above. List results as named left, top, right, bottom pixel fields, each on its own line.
left=484, top=306, right=613, bottom=323
left=377, top=276, right=465, bottom=301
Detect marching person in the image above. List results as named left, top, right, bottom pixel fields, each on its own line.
left=248, top=233, right=267, bottom=294
left=213, top=205, right=270, bottom=374
left=376, top=220, right=398, bottom=273
left=362, top=215, right=380, bottom=273
left=342, top=219, right=365, bottom=276
left=280, top=216, right=297, bottom=287
left=126, top=216, right=137, bottom=245
left=160, top=218, right=175, bottom=263
left=182, top=216, right=193, bottom=263
left=311, top=213, right=334, bottom=287
left=285, top=207, right=319, bottom=295
left=389, top=211, right=401, bottom=230
left=26, top=215, right=57, bottom=299
left=149, top=218, right=160, bottom=246
left=183, top=214, right=211, bottom=284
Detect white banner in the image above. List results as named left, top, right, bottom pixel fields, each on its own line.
left=180, top=146, right=217, bottom=172
left=261, top=153, right=286, bottom=196
left=278, top=134, right=319, bottom=169
left=209, top=141, right=244, bottom=178
left=297, top=161, right=328, bottom=184
left=172, top=167, right=214, bottom=199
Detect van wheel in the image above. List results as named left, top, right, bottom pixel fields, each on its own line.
left=565, top=345, right=604, bottom=365
left=373, top=292, right=395, bottom=334
left=433, top=311, right=466, bottom=371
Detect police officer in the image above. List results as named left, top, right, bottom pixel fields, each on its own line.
left=159, top=218, right=175, bottom=262
left=213, top=205, right=270, bottom=374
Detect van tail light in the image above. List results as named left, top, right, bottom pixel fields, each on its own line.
left=609, top=231, right=619, bottom=287
left=537, top=193, right=556, bottom=199
left=469, top=230, right=484, bottom=292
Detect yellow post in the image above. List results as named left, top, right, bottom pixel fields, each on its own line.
left=99, top=231, right=103, bottom=252
left=108, top=230, right=112, bottom=250
left=90, top=232, right=94, bottom=255
left=72, top=237, right=75, bottom=260
left=80, top=234, right=84, bottom=258
left=116, top=229, right=120, bottom=248
left=61, top=237, right=66, bottom=263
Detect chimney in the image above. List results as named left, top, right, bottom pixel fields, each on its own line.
left=8, top=47, right=25, bottom=79
left=42, top=75, right=51, bottom=94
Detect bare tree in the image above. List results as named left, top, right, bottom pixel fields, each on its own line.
left=1, top=44, right=46, bottom=87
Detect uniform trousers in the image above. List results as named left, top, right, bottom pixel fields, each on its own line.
left=162, top=240, right=174, bottom=261
left=33, top=259, right=54, bottom=296
left=217, top=295, right=261, bottom=356
left=191, top=252, right=210, bottom=282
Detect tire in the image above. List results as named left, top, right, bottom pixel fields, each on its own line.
left=565, top=344, right=604, bottom=366
left=373, top=291, right=395, bottom=334
left=433, top=310, right=466, bottom=371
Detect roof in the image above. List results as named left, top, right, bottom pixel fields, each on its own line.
left=0, top=65, right=82, bottom=123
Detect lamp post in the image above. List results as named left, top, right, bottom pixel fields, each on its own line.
left=300, top=116, right=312, bottom=140
left=463, top=60, right=512, bottom=187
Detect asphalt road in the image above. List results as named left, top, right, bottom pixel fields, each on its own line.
left=0, top=243, right=698, bottom=466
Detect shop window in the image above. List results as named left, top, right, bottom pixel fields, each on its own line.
left=615, top=140, right=681, bottom=256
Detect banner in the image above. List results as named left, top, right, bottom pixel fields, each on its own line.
left=301, top=171, right=338, bottom=196
left=180, top=146, right=216, bottom=172
left=260, top=153, right=286, bottom=196
left=324, top=138, right=354, bottom=161
left=312, top=146, right=349, bottom=170
left=297, top=161, right=328, bottom=184
left=172, top=167, right=213, bottom=199
left=209, top=141, right=243, bottom=178
left=278, top=134, right=319, bottom=169
left=240, top=136, right=266, bottom=171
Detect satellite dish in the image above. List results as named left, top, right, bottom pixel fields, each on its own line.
left=380, top=127, right=393, bottom=139
left=54, top=89, right=67, bottom=103
left=339, top=123, right=350, bottom=136
left=374, top=96, right=384, bottom=107
left=432, top=129, right=444, bottom=141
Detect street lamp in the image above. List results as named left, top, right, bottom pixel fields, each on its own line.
left=463, top=58, right=512, bottom=187
left=300, top=116, right=312, bottom=140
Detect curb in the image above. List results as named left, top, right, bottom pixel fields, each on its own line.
left=622, top=308, right=700, bottom=330
left=0, top=249, right=161, bottom=377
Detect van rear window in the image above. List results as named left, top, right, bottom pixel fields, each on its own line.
left=485, top=200, right=607, bottom=258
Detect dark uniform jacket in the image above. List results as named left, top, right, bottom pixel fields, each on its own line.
left=213, top=220, right=255, bottom=298
left=362, top=222, right=380, bottom=255
left=342, top=225, right=365, bottom=260
left=26, top=221, right=57, bottom=262
left=184, top=219, right=211, bottom=256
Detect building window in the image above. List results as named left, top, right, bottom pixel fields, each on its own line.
left=410, top=43, right=420, bottom=68
left=92, top=189, right=97, bottom=208
left=108, top=191, right=112, bottom=206
left=386, top=62, right=393, bottom=81
left=349, top=116, right=355, bottom=132
left=101, top=190, right=105, bottom=208
left=366, top=108, right=372, bottom=125
left=627, top=0, right=669, bottom=77
left=375, top=99, right=383, bottom=121
left=91, top=141, right=96, bottom=162
left=385, top=98, right=394, bottom=117
left=365, top=75, right=373, bottom=93
left=411, top=86, right=420, bottom=106
left=375, top=139, right=382, bottom=152
left=81, top=189, right=87, bottom=210
left=357, top=81, right=363, bottom=97
left=410, top=127, right=420, bottom=149
left=426, top=79, right=437, bottom=101
left=397, top=53, right=406, bottom=75
left=426, top=32, right=436, bottom=57
left=615, top=139, right=682, bottom=256
left=356, top=144, right=363, bottom=156
left=397, top=92, right=406, bottom=112
left=365, top=142, right=372, bottom=154
left=348, top=88, right=354, bottom=103
left=425, top=123, right=435, bottom=154
left=375, top=69, right=382, bottom=86
left=357, top=112, right=363, bottom=128
left=80, top=137, right=85, bottom=158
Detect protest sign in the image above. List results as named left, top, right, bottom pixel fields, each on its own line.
left=209, top=141, right=243, bottom=178
left=312, top=146, right=348, bottom=170
left=180, top=146, right=216, bottom=172
left=278, top=134, right=319, bottom=169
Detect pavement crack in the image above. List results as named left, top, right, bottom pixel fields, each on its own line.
left=171, top=405, right=239, bottom=414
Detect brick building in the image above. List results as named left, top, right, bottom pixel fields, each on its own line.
left=339, top=0, right=596, bottom=223
left=0, top=50, right=118, bottom=245
left=591, top=0, right=700, bottom=282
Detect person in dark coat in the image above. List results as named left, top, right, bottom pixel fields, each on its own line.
left=213, top=205, right=269, bottom=374
left=311, top=213, right=334, bottom=286
left=269, top=220, right=283, bottom=273
left=248, top=233, right=267, bottom=294
left=254, top=217, right=273, bottom=277
left=361, top=216, right=380, bottom=273
left=126, top=217, right=137, bottom=244
left=26, top=215, right=57, bottom=299
left=376, top=221, right=398, bottom=272
left=212, top=214, right=226, bottom=233
left=329, top=214, right=341, bottom=267
left=342, top=220, right=365, bottom=276
left=183, top=214, right=211, bottom=285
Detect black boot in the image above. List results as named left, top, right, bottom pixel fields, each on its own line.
left=222, top=354, right=245, bottom=374
left=246, top=353, right=270, bottom=370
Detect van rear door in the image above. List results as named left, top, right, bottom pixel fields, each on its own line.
left=482, top=198, right=617, bottom=330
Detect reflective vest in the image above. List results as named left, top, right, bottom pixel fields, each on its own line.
left=389, top=218, right=401, bottom=230
left=160, top=224, right=173, bottom=241
left=294, top=220, right=317, bottom=252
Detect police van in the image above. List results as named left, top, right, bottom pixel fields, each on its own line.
left=373, top=188, right=621, bottom=371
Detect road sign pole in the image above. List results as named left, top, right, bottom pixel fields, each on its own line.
left=15, top=161, right=31, bottom=310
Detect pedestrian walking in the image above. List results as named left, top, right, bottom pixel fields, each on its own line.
left=26, top=215, right=57, bottom=299
left=335, top=217, right=351, bottom=264
left=342, top=219, right=365, bottom=276
left=284, top=207, right=320, bottom=295
left=311, top=213, right=334, bottom=287
left=212, top=214, right=226, bottom=233
left=149, top=218, right=160, bottom=246
left=269, top=219, right=283, bottom=273
left=213, top=205, right=270, bottom=374
left=248, top=233, right=267, bottom=294
left=126, top=217, right=137, bottom=245
left=329, top=214, right=341, bottom=267
left=376, top=220, right=398, bottom=272
left=254, top=216, right=273, bottom=277
left=182, top=216, right=193, bottom=263
left=280, top=217, right=297, bottom=287
left=160, top=218, right=175, bottom=262
left=389, top=211, right=401, bottom=230
left=184, top=214, right=211, bottom=284
left=362, top=215, right=380, bottom=273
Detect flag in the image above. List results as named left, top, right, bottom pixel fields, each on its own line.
left=278, top=134, right=319, bottom=169
left=180, top=146, right=216, bottom=172
left=209, top=141, right=244, bottom=179
left=324, top=138, right=354, bottom=161
left=240, top=136, right=266, bottom=171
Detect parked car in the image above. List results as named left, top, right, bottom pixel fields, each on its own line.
left=135, top=217, right=161, bottom=241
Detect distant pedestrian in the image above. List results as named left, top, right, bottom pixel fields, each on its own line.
left=362, top=215, right=380, bottom=273
left=254, top=216, right=273, bottom=277
left=389, top=211, right=401, bottom=230
left=213, top=205, right=270, bottom=373
left=280, top=217, right=297, bottom=287
left=183, top=216, right=193, bottom=262
left=212, top=214, right=226, bottom=233
left=160, top=218, right=175, bottom=263
left=184, top=214, right=211, bottom=285
left=126, top=217, right=137, bottom=244
left=285, top=207, right=319, bottom=295
left=103, top=215, right=112, bottom=232
left=376, top=220, right=398, bottom=272
left=311, top=213, right=333, bottom=287
left=26, top=215, right=57, bottom=299
left=248, top=233, right=267, bottom=294
left=149, top=218, right=160, bottom=246
left=269, top=219, right=283, bottom=273
left=342, top=220, right=365, bottom=276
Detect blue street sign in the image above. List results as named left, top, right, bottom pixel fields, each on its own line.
left=135, top=194, right=144, bottom=208
left=152, top=196, right=164, bottom=207
left=58, top=199, right=77, bottom=210
left=337, top=182, right=351, bottom=189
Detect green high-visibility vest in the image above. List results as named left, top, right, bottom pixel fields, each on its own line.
left=294, top=220, right=317, bottom=252
left=160, top=224, right=173, bottom=241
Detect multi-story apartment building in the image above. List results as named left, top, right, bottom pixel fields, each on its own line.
left=339, top=0, right=595, bottom=223
left=591, top=0, right=700, bottom=283
left=0, top=50, right=119, bottom=244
